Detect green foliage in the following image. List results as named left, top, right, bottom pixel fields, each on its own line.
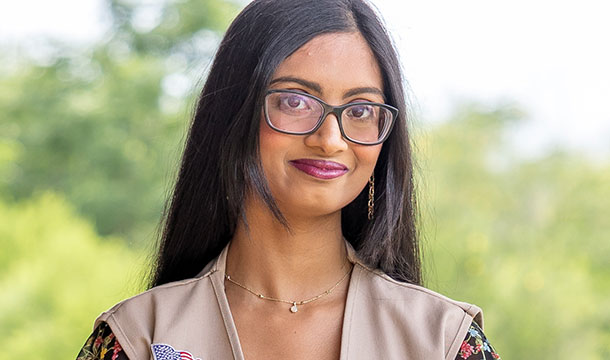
left=0, top=193, right=141, bottom=359
left=419, top=104, right=610, bottom=359
left=1, top=55, right=174, bottom=240
left=0, top=0, right=241, bottom=240
left=108, top=0, right=239, bottom=59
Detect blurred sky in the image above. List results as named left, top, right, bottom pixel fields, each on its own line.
left=1, top=0, right=609, bottom=160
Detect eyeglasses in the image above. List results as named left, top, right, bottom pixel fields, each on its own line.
left=263, top=89, right=398, bottom=145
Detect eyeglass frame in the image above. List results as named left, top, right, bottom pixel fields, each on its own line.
left=263, top=89, right=398, bottom=146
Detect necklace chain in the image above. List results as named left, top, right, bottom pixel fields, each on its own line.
left=224, top=260, right=352, bottom=313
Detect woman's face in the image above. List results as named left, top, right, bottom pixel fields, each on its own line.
left=259, top=31, right=384, bottom=218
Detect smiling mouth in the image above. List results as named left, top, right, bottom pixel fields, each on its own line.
left=289, top=159, right=349, bottom=180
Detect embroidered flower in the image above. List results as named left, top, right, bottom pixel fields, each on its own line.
left=468, top=327, right=480, bottom=338
left=459, top=341, right=474, bottom=359
left=93, top=335, right=103, bottom=349
left=77, top=323, right=128, bottom=360
left=472, top=337, right=482, bottom=350
left=112, top=340, right=123, bottom=360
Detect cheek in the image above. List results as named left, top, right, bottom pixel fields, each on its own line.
left=259, top=117, right=284, bottom=156
left=258, top=117, right=291, bottom=178
left=354, top=144, right=382, bottom=174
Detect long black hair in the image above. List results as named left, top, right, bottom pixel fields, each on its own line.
left=150, top=0, right=421, bottom=288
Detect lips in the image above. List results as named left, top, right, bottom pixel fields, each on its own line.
left=289, top=159, right=349, bottom=180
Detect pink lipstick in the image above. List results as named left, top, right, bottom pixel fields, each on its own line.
left=289, top=159, right=348, bottom=180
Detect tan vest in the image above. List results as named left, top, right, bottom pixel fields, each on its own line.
left=96, top=242, right=483, bottom=359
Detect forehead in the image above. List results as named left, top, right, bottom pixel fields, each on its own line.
left=272, top=32, right=383, bottom=95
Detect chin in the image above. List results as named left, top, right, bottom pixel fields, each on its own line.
left=280, top=195, right=354, bottom=219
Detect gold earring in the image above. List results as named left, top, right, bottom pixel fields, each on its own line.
left=367, top=175, right=374, bottom=220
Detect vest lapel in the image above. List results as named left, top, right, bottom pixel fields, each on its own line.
left=209, top=243, right=246, bottom=360
left=207, top=239, right=362, bottom=360
left=339, top=247, right=361, bottom=359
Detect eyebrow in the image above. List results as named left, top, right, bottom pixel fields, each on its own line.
left=344, top=87, right=385, bottom=100
left=270, top=77, right=322, bottom=93
left=269, top=76, right=385, bottom=101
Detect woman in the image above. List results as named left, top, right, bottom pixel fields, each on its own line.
left=77, top=0, right=500, bottom=359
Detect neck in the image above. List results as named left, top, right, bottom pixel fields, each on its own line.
left=225, top=197, right=349, bottom=302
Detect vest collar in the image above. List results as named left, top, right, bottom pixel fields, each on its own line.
left=204, top=238, right=363, bottom=360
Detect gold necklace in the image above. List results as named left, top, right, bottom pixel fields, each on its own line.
left=224, top=261, right=352, bottom=313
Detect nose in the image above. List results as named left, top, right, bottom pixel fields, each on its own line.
left=303, top=113, right=349, bottom=155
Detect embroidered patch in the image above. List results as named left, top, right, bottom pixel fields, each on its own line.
left=151, top=343, right=201, bottom=360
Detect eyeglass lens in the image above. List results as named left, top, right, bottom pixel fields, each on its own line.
left=265, top=91, right=392, bottom=144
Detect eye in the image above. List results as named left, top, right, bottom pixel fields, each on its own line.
left=279, top=94, right=310, bottom=111
left=346, top=104, right=375, bottom=119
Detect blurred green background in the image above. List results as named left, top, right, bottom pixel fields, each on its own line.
left=1, top=0, right=608, bottom=358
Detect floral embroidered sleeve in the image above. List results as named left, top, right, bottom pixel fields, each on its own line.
left=76, top=322, right=128, bottom=360
left=455, top=321, right=501, bottom=360
left=77, top=320, right=496, bottom=359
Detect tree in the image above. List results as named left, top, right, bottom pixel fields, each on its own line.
left=0, top=0, right=241, bottom=241
left=0, top=193, right=139, bottom=359
left=419, top=103, right=610, bottom=358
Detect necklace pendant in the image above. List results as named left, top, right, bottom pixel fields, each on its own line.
left=290, top=302, right=298, bottom=313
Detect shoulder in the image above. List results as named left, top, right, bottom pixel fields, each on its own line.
left=97, top=271, right=215, bottom=326
left=98, top=258, right=217, bottom=322
left=345, top=262, right=484, bottom=359
left=352, top=261, right=483, bottom=328
left=345, top=240, right=482, bottom=328
left=93, top=267, right=221, bottom=358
